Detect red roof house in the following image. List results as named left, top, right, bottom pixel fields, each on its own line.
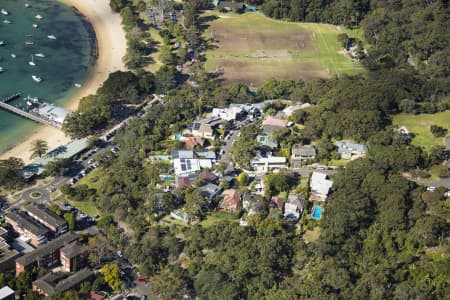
left=262, top=116, right=288, bottom=127
left=220, top=189, right=242, bottom=212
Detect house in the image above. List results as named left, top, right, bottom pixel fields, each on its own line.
left=86, top=291, right=106, bottom=300
left=263, top=116, right=289, bottom=127
left=269, top=196, right=284, bottom=210
left=218, top=1, right=244, bottom=12
left=176, top=176, right=193, bottom=188
left=309, top=172, right=333, bottom=202
left=251, top=155, right=287, bottom=173
left=0, top=286, right=15, bottom=300
left=32, top=268, right=94, bottom=296
left=59, top=242, right=88, bottom=272
left=335, top=141, right=368, bottom=160
left=183, top=137, right=205, bottom=149
left=170, top=150, right=194, bottom=160
left=220, top=189, right=242, bottom=212
left=173, top=158, right=201, bottom=176
left=256, top=135, right=278, bottom=149
left=186, top=117, right=222, bottom=140
left=291, top=145, right=316, bottom=164
left=196, top=151, right=217, bottom=160
left=15, top=232, right=78, bottom=275
left=5, top=211, right=50, bottom=247
left=23, top=204, right=68, bottom=237
left=198, top=171, right=217, bottom=182
left=284, top=194, right=305, bottom=221
left=199, top=183, right=222, bottom=201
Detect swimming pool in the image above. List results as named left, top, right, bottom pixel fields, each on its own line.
left=311, top=206, right=323, bottom=220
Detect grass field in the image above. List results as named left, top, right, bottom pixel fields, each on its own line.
left=204, top=12, right=365, bottom=85
left=393, top=111, right=450, bottom=151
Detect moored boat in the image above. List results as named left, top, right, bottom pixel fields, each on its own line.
left=32, top=23, right=38, bottom=28
left=74, top=83, right=82, bottom=88
left=0, top=40, right=4, bottom=46
left=0, top=67, right=4, bottom=73
left=29, top=55, right=36, bottom=66
left=25, top=3, right=31, bottom=8
left=35, top=53, right=45, bottom=58
left=1, top=9, right=8, bottom=16
left=25, top=41, right=34, bottom=45
left=32, top=75, right=42, bottom=82
left=47, top=35, right=56, bottom=40
left=11, top=53, right=16, bottom=58
left=35, top=14, right=43, bottom=20
left=3, top=20, right=12, bottom=24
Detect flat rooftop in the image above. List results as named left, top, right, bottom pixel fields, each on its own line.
left=5, top=211, right=50, bottom=237
left=16, top=233, right=78, bottom=266
left=24, top=204, right=66, bottom=229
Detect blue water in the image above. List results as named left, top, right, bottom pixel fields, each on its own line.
left=311, top=206, right=323, bottom=219
left=0, top=0, right=95, bottom=154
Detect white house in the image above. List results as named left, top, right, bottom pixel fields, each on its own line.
left=250, top=156, right=287, bottom=173
left=309, top=172, right=333, bottom=202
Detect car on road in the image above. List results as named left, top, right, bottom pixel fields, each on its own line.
left=426, top=186, right=437, bottom=192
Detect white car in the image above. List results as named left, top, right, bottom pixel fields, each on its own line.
left=426, top=186, right=436, bottom=192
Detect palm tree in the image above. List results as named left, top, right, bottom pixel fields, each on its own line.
left=30, top=139, right=49, bottom=159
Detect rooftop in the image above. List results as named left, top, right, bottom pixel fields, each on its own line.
left=310, top=172, right=333, bottom=197
left=291, top=145, right=316, bottom=157
left=0, top=286, right=14, bottom=299
left=335, top=141, right=368, bottom=153
left=33, top=268, right=94, bottom=295
left=263, top=116, right=288, bottom=127
left=24, top=204, right=66, bottom=229
left=16, top=232, right=78, bottom=266
left=24, top=138, right=89, bottom=176
left=5, top=211, right=50, bottom=237
left=170, top=150, right=194, bottom=159
left=37, top=104, right=72, bottom=125
left=60, top=242, right=88, bottom=259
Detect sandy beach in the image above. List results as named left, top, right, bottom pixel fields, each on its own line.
left=0, top=0, right=127, bottom=164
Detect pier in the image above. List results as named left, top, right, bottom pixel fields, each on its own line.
left=0, top=94, right=61, bottom=129
left=0, top=92, right=21, bottom=103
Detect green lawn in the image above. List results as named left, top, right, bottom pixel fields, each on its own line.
left=393, top=111, right=450, bottom=151
left=68, top=199, right=99, bottom=217
left=200, top=211, right=240, bottom=227
left=145, top=27, right=164, bottom=73
left=203, top=12, right=365, bottom=85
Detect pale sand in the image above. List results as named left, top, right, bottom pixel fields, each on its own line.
left=0, top=0, right=127, bottom=164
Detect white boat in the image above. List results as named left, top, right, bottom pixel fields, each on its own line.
left=47, top=35, right=56, bottom=40
left=27, top=101, right=33, bottom=106
left=3, top=20, right=12, bottom=24
left=74, top=83, right=82, bottom=88
left=0, top=67, right=4, bottom=73
left=1, top=9, right=8, bottom=16
left=25, top=3, right=31, bottom=8
left=11, top=53, right=16, bottom=58
left=29, top=55, right=36, bottom=66
left=35, top=53, right=45, bottom=58
left=32, top=75, right=42, bottom=83
left=32, top=23, right=38, bottom=28
left=35, top=14, right=43, bottom=20
left=0, top=41, right=4, bottom=46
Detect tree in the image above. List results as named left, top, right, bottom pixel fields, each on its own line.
left=236, top=172, right=249, bottom=187
left=30, top=139, right=48, bottom=159
left=101, top=263, right=121, bottom=291
left=0, top=157, right=24, bottom=189
left=110, top=0, right=127, bottom=12
left=64, top=212, right=76, bottom=231
left=152, top=267, right=189, bottom=300
left=159, top=45, right=175, bottom=65
left=184, top=188, right=207, bottom=217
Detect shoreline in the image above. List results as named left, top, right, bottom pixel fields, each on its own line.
left=0, top=0, right=127, bottom=164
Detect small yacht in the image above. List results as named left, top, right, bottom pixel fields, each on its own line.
left=0, top=40, right=4, bottom=46
left=35, top=14, right=43, bottom=20
left=26, top=34, right=32, bottom=37
left=0, top=67, right=4, bottom=73
left=25, top=41, right=34, bottom=45
left=29, top=55, right=36, bottom=66
left=74, top=83, right=82, bottom=88
left=25, top=3, right=31, bottom=8
left=3, top=20, right=12, bottom=24
left=35, top=53, right=45, bottom=58
left=47, top=35, right=56, bottom=40
left=11, top=53, right=16, bottom=58
left=1, top=9, right=8, bottom=16
left=32, top=23, right=38, bottom=28
left=32, top=75, right=42, bottom=83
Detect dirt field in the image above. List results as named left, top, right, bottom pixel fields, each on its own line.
left=204, top=13, right=364, bottom=85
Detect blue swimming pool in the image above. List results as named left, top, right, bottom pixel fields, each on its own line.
left=311, top=206, right=323, bottom=220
